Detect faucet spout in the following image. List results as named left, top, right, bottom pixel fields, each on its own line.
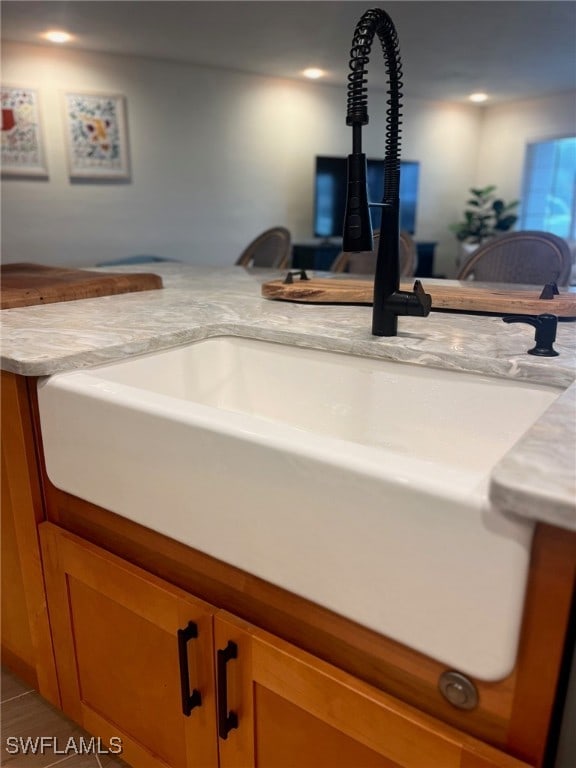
left=343, top=8, right=432, bottom=336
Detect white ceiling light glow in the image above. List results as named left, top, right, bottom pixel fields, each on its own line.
left=469, top=92, right=488, bottom=103
left=42, top=30, right=72, bottom=44
left=302, top=68, right=325, bottom=80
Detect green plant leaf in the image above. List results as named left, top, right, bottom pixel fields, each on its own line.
left=451, top=185, right=520, bottom=241
left=494, top=215, right=518, bottom=231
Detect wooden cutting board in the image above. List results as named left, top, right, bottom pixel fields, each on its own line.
left=262, top=277, right=576, bottom=318
left=1, top=263, right=163, bottom=309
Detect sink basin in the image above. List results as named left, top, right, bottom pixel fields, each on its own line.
left=38, top=336, right=561, bottom=680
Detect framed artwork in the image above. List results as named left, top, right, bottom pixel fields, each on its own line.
left=1, top=86, right=48, bottom=177
left=64, top=92, right=130, bottom=180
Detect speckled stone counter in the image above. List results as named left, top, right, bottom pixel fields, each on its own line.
left=1, top=263, right=575, bottom=530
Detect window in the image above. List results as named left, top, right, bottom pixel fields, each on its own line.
left=520, top=136, right=576, bottom=239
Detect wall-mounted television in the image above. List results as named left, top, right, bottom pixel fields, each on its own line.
left=314, top=156, right=420, bottom=239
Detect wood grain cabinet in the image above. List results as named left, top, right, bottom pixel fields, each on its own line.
left=0, top=372, right=59, bottom=704
left=40, top=523, right=531, bottom=768
left=215, top=611, right=535, bottom=768
left=40, top=523, right=218, bottom=768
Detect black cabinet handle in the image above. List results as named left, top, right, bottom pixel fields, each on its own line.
left=217, top=641, right=238, bottom=739
left=177, top=621, right=202, bottom=716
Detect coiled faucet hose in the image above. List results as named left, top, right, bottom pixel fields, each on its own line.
left=346, top=8, right=403, bottom=203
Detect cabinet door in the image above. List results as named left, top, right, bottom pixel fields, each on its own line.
left=40, top=522, right=218, bottom=768
left=214, top=612, right=531, bottom=768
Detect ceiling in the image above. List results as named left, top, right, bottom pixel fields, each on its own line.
left=2, top=1, right=575, bottom=104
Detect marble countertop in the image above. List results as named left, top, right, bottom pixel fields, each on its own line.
left=2, top=263, right=575, bottom=530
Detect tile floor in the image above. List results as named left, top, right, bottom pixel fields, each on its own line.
left=1, top=668, right=129, bottom=768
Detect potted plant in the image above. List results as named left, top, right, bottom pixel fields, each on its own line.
left=451, top=185, right=520, bottom=248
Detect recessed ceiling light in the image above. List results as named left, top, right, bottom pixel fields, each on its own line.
left=42, top=30, right=73, bottom=44
left=469, top=92, right=488, bottom=103
left=302, top=68, right=325, bottom=80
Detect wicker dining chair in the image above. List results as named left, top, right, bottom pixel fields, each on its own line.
left=456, top=231, right=572, bottom=285
left=235, top=226, right=292, bottom=269
left=331, top=231, right=418, bottom=277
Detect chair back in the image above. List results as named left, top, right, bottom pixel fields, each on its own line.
left=456, top=231, right=571, bottom=285
left=236, top=227, right=292, bottom=269
left=331, top=231, right=418, bottom=277
left=399, top=232, right=418, bottom=277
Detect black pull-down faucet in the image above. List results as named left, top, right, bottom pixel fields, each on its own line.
left=343, top=8, right=432, bottom=336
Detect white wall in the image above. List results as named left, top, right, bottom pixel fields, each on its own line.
left=475, top=91, right=576, bottom=205
left=3, top=42, right=573, bottom=276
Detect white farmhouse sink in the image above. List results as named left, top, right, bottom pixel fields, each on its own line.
left=37, top=336, right=561, bottom=680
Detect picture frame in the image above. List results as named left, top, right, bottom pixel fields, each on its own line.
left=1, top=85, right=49, bottom=177
left=63, top=91, right=130, bottom=180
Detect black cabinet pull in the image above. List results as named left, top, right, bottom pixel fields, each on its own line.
left=217, top=641, right=238, bottom=739
left=177, top=621, right=202, bottom=716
